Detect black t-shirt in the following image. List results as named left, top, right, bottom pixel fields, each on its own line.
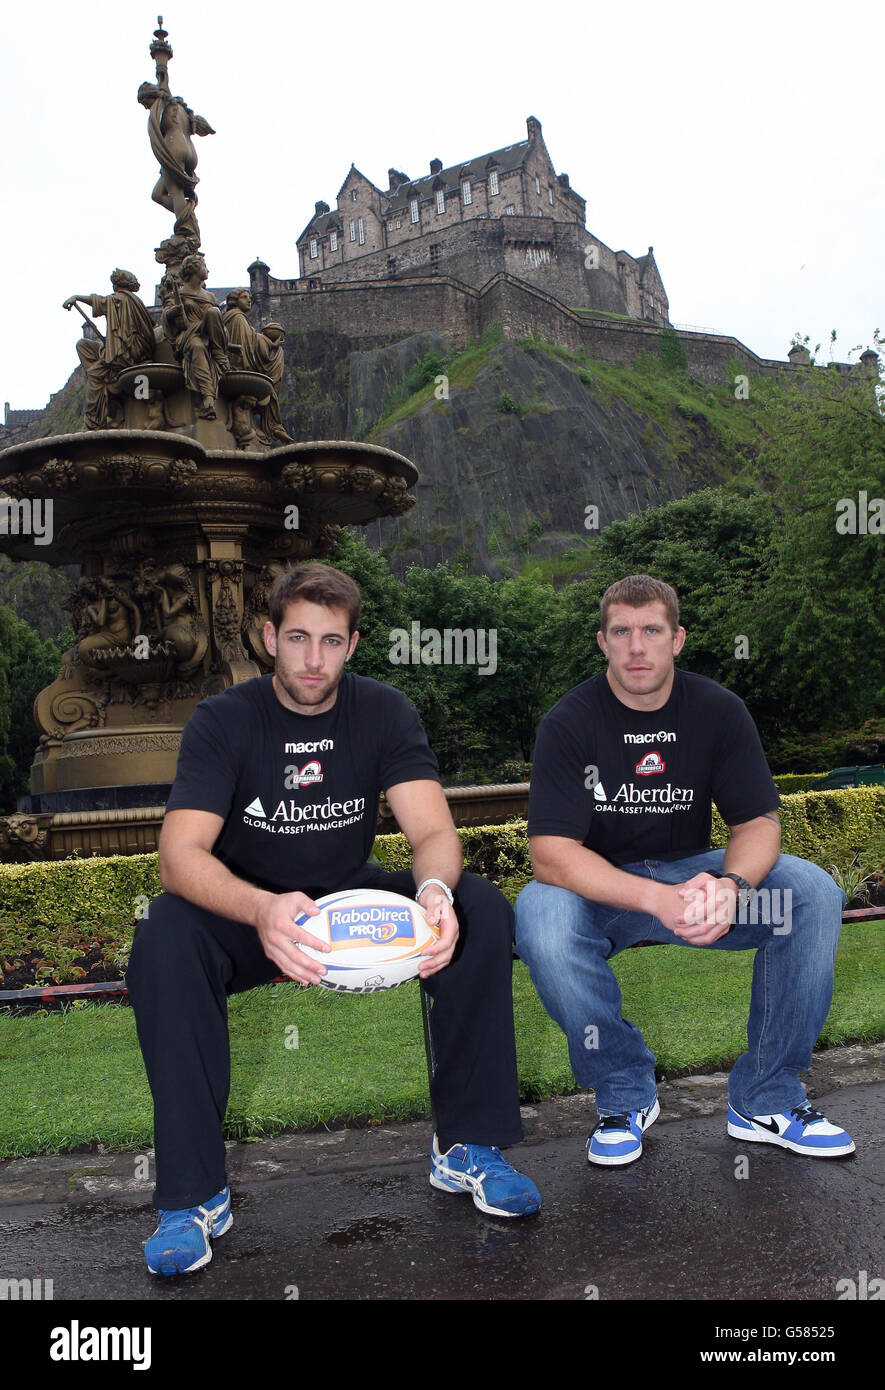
left=165, top=672, right=440, bottom=894
left=527, top=669, right=779, bottom=866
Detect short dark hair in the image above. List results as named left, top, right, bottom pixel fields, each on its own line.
left=267, top=563, right=361, bottom=634
left=599, top=574, right=680, bottom=633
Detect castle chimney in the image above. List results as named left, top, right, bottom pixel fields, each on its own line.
left=526, top=115, right=542, bottom=141
left=430, top=158, right=443, bottom=175
left=787, top=344, right=811, bottom=367
left=388, top=167, right=409, bottom=193
left=314, top=200, right=330, bottom=217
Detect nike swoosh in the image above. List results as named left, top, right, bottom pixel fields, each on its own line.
left=752, top=1116, right=782, bottom=1134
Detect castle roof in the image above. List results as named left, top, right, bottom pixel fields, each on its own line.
left=297, top=120, right=558, bottom=243
left=384, top=139, right=531, bottom=213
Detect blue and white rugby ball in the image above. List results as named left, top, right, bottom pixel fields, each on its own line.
left=294, top=888, right=440, bottom=992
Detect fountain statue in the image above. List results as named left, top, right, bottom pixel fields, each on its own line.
left=0, top=17, right=417, bottom=862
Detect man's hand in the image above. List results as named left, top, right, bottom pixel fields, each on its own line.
left=416, top=887, right=459, bottom=979
left=645, top=873, right=736, bottom=944
left=673, top=871, right=737, bottom=945
left=255, top=891, right=330, bottom=987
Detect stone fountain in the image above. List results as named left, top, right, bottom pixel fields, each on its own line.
left=0, top=18, right=417, bottom=862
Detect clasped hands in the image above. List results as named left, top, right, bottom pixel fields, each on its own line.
left=651, top=871, right=740, bottom=946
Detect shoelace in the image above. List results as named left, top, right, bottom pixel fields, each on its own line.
left=596, top=1113, right=632, bottom=1132
left=463, top=1145, right=515, bottom=1178
left=790, top=1105, right=824, bottom=1127
left=156, top=1206, right=208, bottom=1234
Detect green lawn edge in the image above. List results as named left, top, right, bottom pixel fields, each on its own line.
left=1, top=923, right=881, bottom=1159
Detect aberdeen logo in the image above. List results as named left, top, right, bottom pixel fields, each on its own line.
left=635, top=752, right=666, bottom=776
left=594, top=782, right=608, bottom=802
left=244, top=796, right=267, bottom=818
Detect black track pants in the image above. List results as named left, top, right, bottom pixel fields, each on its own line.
left=126, top=865, right=524, bottom=1209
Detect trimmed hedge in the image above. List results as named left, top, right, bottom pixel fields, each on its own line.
left=1, top=791, right=882, bottom=973
left=772, top=773, right=828, bottom=795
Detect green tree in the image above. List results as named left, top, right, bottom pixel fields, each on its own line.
left=0, top=604, right=70, bottom=810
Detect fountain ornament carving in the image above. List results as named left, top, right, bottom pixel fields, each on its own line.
left=0, top=17, right=418, bottom=862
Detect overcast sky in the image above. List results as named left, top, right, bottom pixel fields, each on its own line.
left=2, top=0, right=882, bottom=410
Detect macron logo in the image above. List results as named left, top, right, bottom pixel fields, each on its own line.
left=245, top=797, right=267, bottom=818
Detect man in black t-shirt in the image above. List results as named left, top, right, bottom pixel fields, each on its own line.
left=514, top=574, right=855, bottom=1168
left=128, top=563, right=540, bottom=1276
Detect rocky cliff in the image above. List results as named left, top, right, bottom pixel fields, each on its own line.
left=3, top=324, right=757, bottom=587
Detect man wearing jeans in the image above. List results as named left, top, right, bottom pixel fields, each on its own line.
left=514, top=574, right=854, bottom=1166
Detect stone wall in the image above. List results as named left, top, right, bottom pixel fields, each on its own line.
left=257, top=267, right=819, bottom=386
left=290, top=213, right=665, bottom=324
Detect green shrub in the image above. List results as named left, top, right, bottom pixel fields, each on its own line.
left=658, top=328, right=688, bottom=372
left=2, top=789, right=881, bottom=979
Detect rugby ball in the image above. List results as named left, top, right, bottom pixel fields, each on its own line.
left=293, top=888, right=440, bottom=993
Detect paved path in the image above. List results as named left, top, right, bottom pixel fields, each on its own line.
left=2, top=1043, right=883, bottom=1309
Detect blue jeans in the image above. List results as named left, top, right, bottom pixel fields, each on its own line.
left=513, top=851, right=845, bottom=1116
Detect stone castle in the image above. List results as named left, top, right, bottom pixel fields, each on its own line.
left=234, top=114, right=863, bottom=387
left=292, top=116, right=669, bottom=326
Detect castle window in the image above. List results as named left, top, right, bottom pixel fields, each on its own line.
left=396, top=218, right=402, bottom=228
left=410, top=198, right=419, bottom=224
left=358, top=216, right=365, bottom=245
left=430, top=243, right=440, bottom=268
left=489, top=169, right=499, bottom=196
left=505, top=204, right=515, bottom=215
left=350, top=189, right=358, bottom=201
left=548, top=185, right=554, bottom=206
left=535, top=176, right=541, bottom=195
left=436, top=188, right=445, bottom=214
left=330, top=229, right=338, bottom=252
left=350, top=219, right=356, bottom=242
left=309, top=237, right=318, bottom=259
left=462, top=179, right=472, bottom=205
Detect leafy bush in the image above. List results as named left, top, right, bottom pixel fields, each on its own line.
left=658, top=329, right=688, bottom=372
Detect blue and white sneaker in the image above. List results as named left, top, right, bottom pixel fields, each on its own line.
left=429, top=1134, right=541, bottom=1217
left=587, top=1097, right=660, bottom=1166
left=144, top=1185, right=233, bottom=1276
left=727, top=1103, right=855, bottom=1157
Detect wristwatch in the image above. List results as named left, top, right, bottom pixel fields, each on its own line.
left=721, top=872, right=753, bottom=926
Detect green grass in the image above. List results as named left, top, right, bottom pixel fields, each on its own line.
left=1, top=923, right=882, bottom=1158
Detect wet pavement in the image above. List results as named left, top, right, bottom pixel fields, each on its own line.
left=1, top=1044, right=883, bottom=1303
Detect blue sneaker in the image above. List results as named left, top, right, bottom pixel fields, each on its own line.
left=587, top=1097, right=660, bottom=1166
left=727, top=1103, right=855, bottom=1157
left=144, top=1186, right=233, bottom=1276
left=429, top=1134, right=541, bottom=1217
